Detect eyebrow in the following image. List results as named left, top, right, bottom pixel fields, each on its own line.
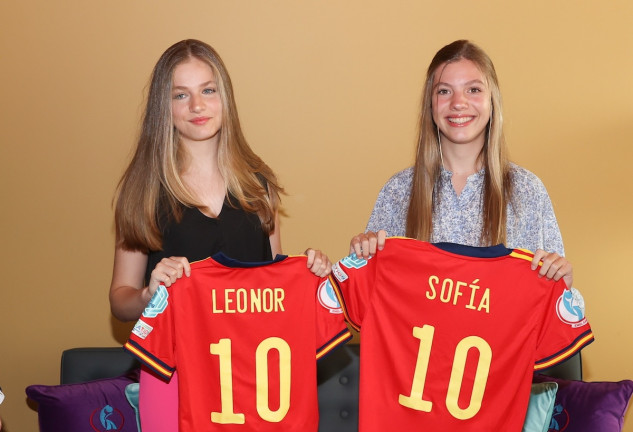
left=172, top=80, right=217, bottom=90
left=433, top=79, right=486, bottom=89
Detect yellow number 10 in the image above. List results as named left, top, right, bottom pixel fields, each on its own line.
left=210, top=337, right=291, bottom=424
left=398, top=325, right=492, bottom=420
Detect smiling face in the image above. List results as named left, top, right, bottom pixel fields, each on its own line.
left=171, top=57, right=223, bottom=147
left=431, top=59, right=491, bottom=150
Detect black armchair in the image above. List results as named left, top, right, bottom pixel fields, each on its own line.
left=58, top=344, right=581, bottom=431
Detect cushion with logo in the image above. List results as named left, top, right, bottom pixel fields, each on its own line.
left=26, top=370, right=139, bottom=432
left=533, top=374, right=633, bottom=432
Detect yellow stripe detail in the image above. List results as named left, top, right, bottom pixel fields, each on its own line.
left=509, top=250, right=533, bottom=261
left=190, top=256, right=211, bottom=265
left=336, top=293, right=359, bottom=331
left=509, top=249, right=544, bottom=267
left=316, top=331, right=352, bottom=360
left=515, top=248, right=533, bottom=254
left=328, top=275, right=361, bottom=331
left=125, top=342, right=173, bottom=378
left=534, top=332, right=594, bottom=370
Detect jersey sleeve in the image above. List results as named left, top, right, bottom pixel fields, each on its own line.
left=314, top=277, right=352, bottom=359
left=123, top=284, right=176, bottom=381
left=534, top=285, right=594, bottom=370
left=329, top=253, right=377, bottom=331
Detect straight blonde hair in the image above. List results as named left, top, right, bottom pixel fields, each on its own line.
left=406, top=40, right=512, bottom=245
left=115, top=39, right=283, bottom=252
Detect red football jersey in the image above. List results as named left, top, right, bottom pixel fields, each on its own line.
left=125, top=254, right=351, bottom=432
left=330, top=238, right=593, bottom=432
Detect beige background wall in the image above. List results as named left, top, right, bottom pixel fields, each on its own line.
left=1, top=1, right=632, bottom=430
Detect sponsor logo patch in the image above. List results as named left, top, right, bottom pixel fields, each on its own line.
left=317, top=279, right=343, bottom=314
left=331, top=262, right=348, bottom=282
left=132, top=320, right=153, bottom=339
left=142, top=285, right=168, bottom=318
left=556, top=288, right=587, bottom=328
left=339, top=253, right=368, bottom=270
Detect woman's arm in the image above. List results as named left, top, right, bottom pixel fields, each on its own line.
left=109, top=248, right=150, bottom=322
left=365, top=168, right=412, bottom=236
left=530, top=171, right=572, bottom=287
left=109, top=247, right=191, bottom=322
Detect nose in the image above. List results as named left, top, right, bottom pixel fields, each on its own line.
left=189, top=94, right=205, bottom=113
left=451, top=92, right=468, bottom=110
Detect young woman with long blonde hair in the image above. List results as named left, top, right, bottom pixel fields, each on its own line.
left=109, top=39, right=330, bottom=431
left=351, top=40, right=573, bottom=287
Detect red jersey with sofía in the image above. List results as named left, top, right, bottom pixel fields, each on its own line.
left=125, top=253, right=351, bottom=432
left=329, top=238, right=593, bottom=432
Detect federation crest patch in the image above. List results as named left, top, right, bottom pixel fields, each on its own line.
left=339, top=253, right=368, bottom=270
left=142, top=285, right=168, bottom=318
left=132, top=319, right=153, bottom=339
left=556, top=288, right=587, bottom=328
left=317, top=279, right=343, bottom=314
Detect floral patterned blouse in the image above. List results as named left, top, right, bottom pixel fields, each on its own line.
left=366, top=163, right=565, bottom=255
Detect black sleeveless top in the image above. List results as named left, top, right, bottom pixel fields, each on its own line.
left=145, top=199, right=273, bottom=284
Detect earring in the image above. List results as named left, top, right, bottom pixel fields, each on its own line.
left=487, top=112, right=492, bottom=148
left=437, top=126, right=444, bottom=167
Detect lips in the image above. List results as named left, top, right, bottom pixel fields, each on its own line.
left=190, top=117, right=211, bottom=125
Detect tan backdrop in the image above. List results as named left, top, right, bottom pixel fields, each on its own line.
left=1, top=1, right=632, bottom=430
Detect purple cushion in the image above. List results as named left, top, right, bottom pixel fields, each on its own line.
left=533, top=374, right=633, bottom=432
left=26, top=371, right=139, bottom=432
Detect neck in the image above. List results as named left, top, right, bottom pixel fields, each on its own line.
left=180, top=139, right=220, bottom=175
left=179, top=140, right=226, bottom=213
left=440, top=142, right=484, bottom=176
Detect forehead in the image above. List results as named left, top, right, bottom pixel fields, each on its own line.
left=433, top=59, right=486, bottom=86
left=172, top=57, right=216, bottom=84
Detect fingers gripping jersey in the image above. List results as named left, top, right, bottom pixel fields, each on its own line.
left=330, top=238, right=593, bottom=432
left=125, top=253, right=351, bottom=432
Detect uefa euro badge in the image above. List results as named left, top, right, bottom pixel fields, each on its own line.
left=142, top=285, right=169, bottom=318
left=317, top=279, right=343, bottom=314
left=556, top=287, right=588, bottom=328
left=340, top=253, right=368, bottom=270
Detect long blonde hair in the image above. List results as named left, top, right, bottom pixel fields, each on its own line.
left=115, top=39, right=283, bottom=252
left=406, top=40, right=512, bottom=245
